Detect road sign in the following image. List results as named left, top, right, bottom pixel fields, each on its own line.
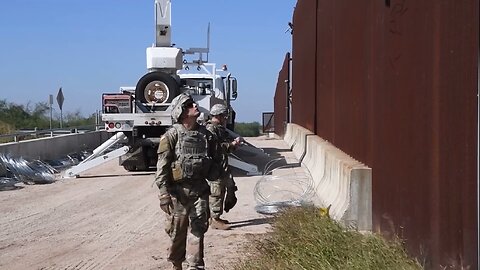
left=56, top=87, right=64, bottom=110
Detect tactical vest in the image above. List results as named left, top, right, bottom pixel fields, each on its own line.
left=171, top=124, right=212, bottom=181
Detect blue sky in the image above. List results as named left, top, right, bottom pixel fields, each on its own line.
left=0, top=1, right=296, bottom=123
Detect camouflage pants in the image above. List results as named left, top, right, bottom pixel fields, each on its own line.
left=209, top=173, right=235, bottom=218
left=208, top=180, right=226, bottom=219
left=164, top=191, right=209, bottom=268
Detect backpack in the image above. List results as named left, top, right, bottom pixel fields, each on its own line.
left=171, top=124, right=212, bottom=180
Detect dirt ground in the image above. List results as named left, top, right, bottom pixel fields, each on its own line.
left=0, top=136, right=302, bottom=270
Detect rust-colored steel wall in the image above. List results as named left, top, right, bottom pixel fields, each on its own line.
left=370, top=1, right=478, bottom=268
left=291, top=0, right=316, bottom=132
left=372, top=1, right=445, bottom=265
left=273, top=53, right=290, bottom=137
left=279, top=0, right=479, bottom=268
left=316, top=0, right=373, bottom=163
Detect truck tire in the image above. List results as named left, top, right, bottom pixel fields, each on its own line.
left=120, top=144, right=149, bottom=172
left=135, top=71, right=179, bottom=104
left=123, top=164, right=137, bottom=172
left=123, top=162, right=148, bottom=172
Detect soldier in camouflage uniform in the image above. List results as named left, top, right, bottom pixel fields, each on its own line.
left=206, top=104, right=242, bottom=230
left=155, top=93, right=218, bottom=270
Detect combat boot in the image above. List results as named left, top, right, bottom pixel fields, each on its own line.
left=210, top=217, right=231, bottom=230
left=216, top=217, right=230, bottom=224
left=171, top=262, right=183, bottom=270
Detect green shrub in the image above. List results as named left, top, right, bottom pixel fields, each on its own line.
left=233, top=206, right=422, bottom=270
left=234, top=122, right=261, bottom=137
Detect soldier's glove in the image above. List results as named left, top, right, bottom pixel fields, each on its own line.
left=159, top=194, right=173, bottom=215
left=224, top=186, right=238, bottom=213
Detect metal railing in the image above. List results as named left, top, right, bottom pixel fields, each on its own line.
left=0, top=125, right=104, bottom=144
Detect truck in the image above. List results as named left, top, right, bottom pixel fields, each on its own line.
left=63, top=0, right=259, bottom=178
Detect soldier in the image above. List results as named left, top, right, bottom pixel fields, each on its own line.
left=155, top=93, right=219, bottom=270
left=206, top=103, right=241, bottom=230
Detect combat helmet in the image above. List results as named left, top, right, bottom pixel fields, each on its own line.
left=171, top=93, right=195, bottom=122
left=210, top=103, right=228, bottom=116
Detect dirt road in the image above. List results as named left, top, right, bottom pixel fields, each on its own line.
left=0, top=136, right=298, bottom=270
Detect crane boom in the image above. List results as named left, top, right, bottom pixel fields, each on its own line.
left=155, top=0, right=172, bottom=47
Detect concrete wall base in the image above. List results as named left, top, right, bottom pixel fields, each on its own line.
left=286, top=123, right=372, bottom=231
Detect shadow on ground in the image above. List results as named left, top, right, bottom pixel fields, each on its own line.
left=228, top=217, right=274, bottom=229
left=0, top=185, right=25, bottom=191
left=231, top=143, right=300, bottom=177
left=78, top=172, right=155, bottom=179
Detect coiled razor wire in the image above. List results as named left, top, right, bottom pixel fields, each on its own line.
left=0, top=147, right=110, bottom=190
left=0, top=177, right=19, bottom=190
left=0, top=153, right=58, bottom=186
left=0, top=149, right=97, bottom=190
left=253, top=158, right=317, bottom=215
left=44, top=150, right=92, bottom=170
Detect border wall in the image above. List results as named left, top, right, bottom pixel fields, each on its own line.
left=274, top=0, right=478, bottom=268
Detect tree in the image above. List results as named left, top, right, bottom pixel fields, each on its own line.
left=0, top=100, right=96, bottom=131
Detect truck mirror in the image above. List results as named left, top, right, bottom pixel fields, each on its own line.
left=231, top=77, right=238, bottom=100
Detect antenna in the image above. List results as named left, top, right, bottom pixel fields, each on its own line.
left=206, top=23, right=210, bottom=62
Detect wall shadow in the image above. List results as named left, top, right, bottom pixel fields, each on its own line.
left=228, top=217, right=274, bottom=229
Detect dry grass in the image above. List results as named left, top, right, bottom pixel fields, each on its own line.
left=232, top=206, right=422, bottom=270
left=0, top=121, right=15, bottom=143
left=0, top=120, right=14, bottom=134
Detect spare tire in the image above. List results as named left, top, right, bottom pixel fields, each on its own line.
left=135, top=71, right=179, bottom=104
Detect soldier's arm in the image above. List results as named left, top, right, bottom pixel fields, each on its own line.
left=205, top=128, right=219, bottom=162
left=224, top=141, right=237, bottom=153
left=226, top=130, right=244, bottom=153
left=154, top=128, right=176, bottom=196
left=225, top=135, right=244, bottom=154
left=213, top=126, right=236, bottom=153
left=206, top=124, right=223, bottom=156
